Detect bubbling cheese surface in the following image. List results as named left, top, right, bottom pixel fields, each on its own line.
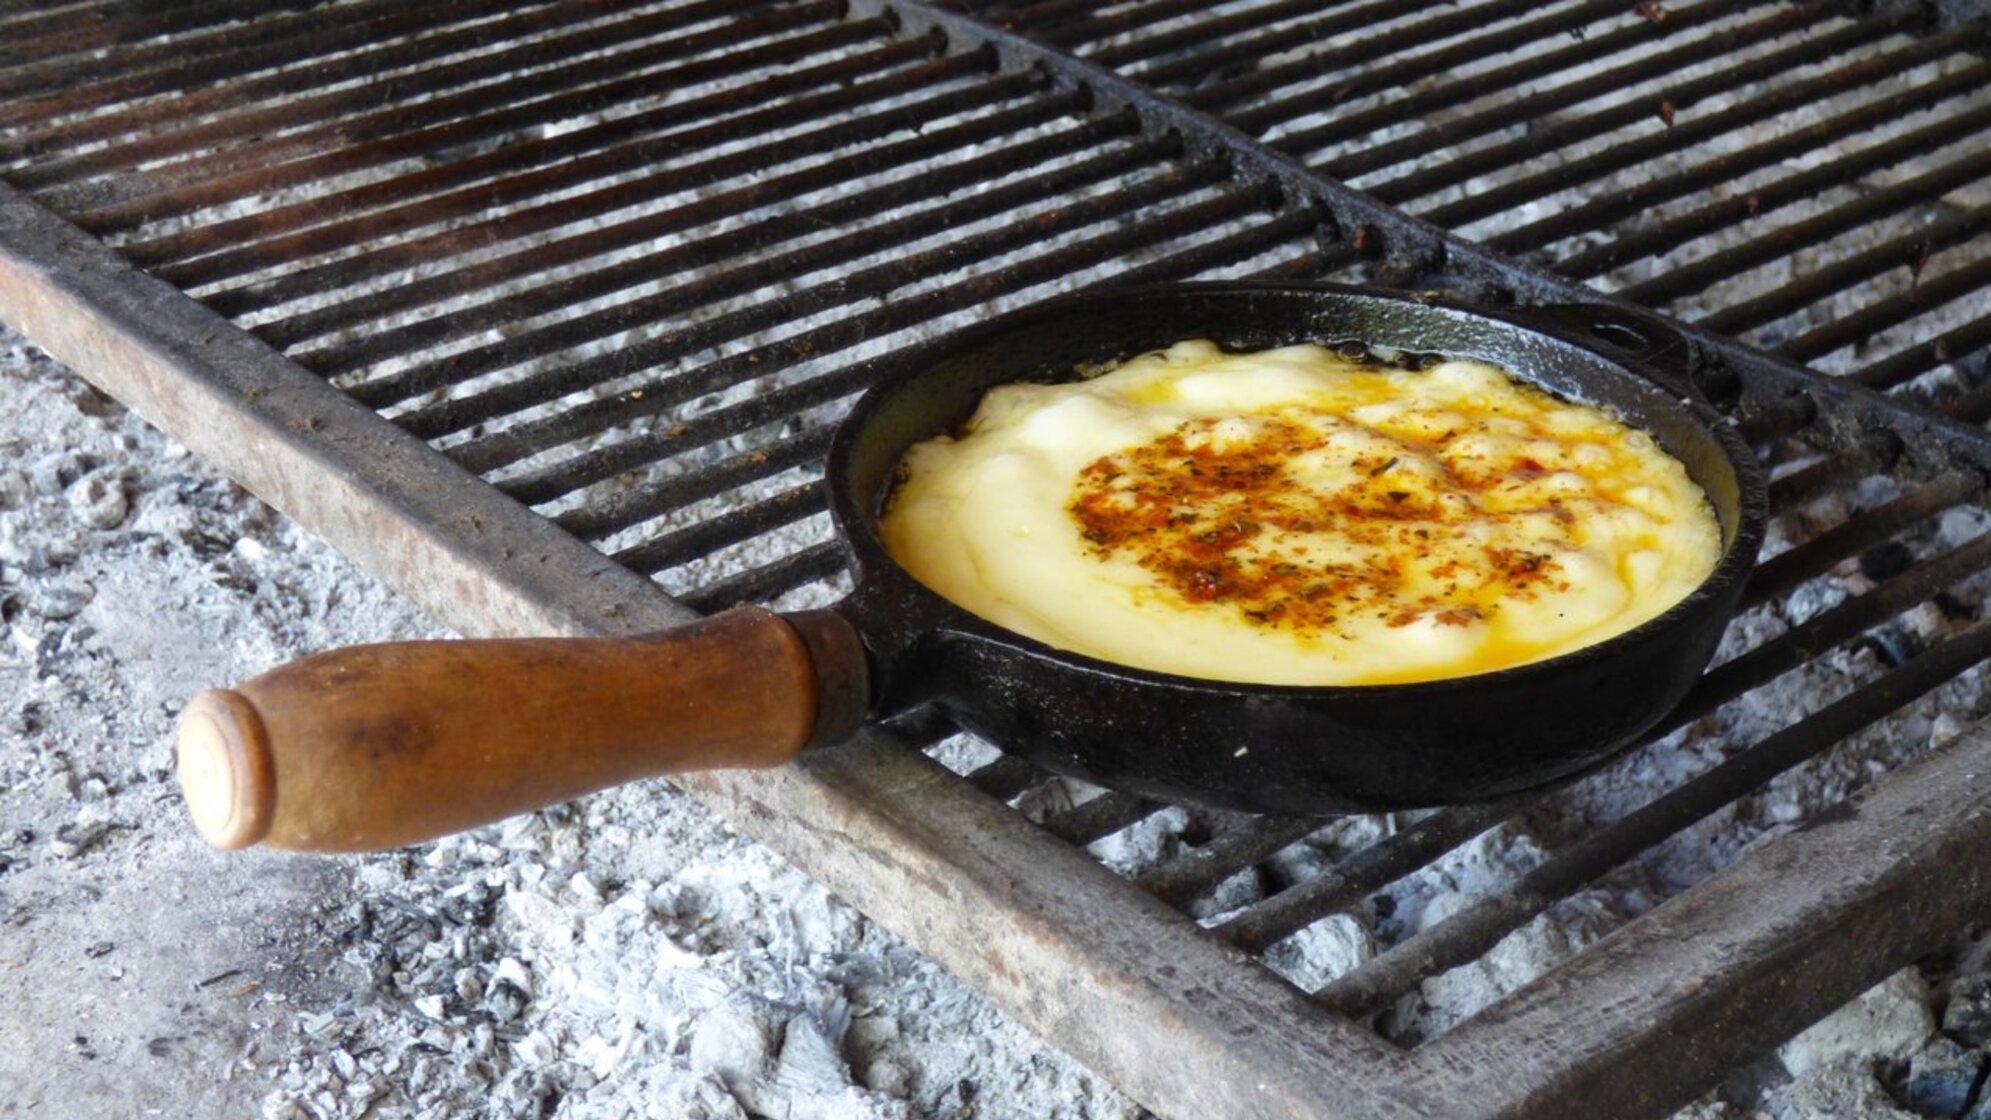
left=880, top=340, right=1722, bottom=686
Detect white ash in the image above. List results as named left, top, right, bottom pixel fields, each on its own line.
left=0, top=332, right=1141, bottom=1119
left=1781, top=969, right=1937, bottom=1079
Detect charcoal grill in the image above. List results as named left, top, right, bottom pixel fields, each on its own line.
left=1, top=0, right=1987, bottom=1115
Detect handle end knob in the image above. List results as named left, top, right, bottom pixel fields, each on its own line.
left=177, top=689, right=275, bottom=850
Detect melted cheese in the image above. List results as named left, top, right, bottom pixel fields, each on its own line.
left=880, top=340, right=1722, bottom=686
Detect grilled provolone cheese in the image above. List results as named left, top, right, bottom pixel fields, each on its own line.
left=880, top=340, right=1722, bottom=686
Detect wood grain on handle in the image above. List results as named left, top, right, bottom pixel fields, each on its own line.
left=175, top=606, right=868, bottom=852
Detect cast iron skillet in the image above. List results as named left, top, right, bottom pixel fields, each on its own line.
left=173, top=284, right=1767, bottom=852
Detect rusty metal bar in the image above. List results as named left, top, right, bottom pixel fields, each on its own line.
left=1768, top=457, right=1863, bottom=513
left=1157, top=0, right=1535, bottom=107
left=25, top=0, right=800, bottom=189
left=1427, top=716, right=1991, bottom=1119
left=677, top=540, right=847, bottom=610
left=1555, top=103, right=1991, bottom=282
left=387, top=155, right=1209, bottom=435
left=1859, top=313, right=1991, bottom=392
left=1487, top=62, right=1991, bottom=256
left=1048, top=0, right=1336, bottom=59
left=0, top=0, right=301, bottom=65
left=1696, top=206, right=1991, bottom=336
left=295, top=115, right=1145, bottom=374
left=1092, top=0, right=1425, bottom=73
left=1231, top=0, right=1728, bottom=144
left=612, top=482, right=827, bottom=574
left=0, top=0, right=595, bottom=134
left=246, top=93, right=1092, bottom=343
left=1137, top=816, right=1326, bottom=908
left=1316, top=618, right=1991, bottom=1019
left=1217, top=800, right=1520, bottom=953
left=440, top=170, right=1257, bottom=472
left=965, top=753, right=1048, bottom=801
left=54, top=2, right=864, bottom=222
left=556, top=427, right=838, bottom=540
left=1779, top=251, right=1991, bottom=365
left=1742, top=472, right=1981, bottom=608
left=1043, top=793, right=1165, bottom=846
left=1401, top=27, right=1966, bottom=227
left=1704, top=534, right=1991, bottom=706
left=146, top=40, right=981, bottom=287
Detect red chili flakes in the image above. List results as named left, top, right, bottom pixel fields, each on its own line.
left=1484, top=546, right=1559, bottom=590
left=1068, top=416, right=1563, bottom=635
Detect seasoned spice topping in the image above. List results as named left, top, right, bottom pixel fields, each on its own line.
left=1067, top=415, right=1579, bottom=635
left=880, top=340, right=1721, bottom=686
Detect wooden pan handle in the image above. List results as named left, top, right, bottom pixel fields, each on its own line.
left=175, top=606, right=868, bottom=852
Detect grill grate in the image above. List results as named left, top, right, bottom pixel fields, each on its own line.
left=1, top=0, right=1989, bottom=1116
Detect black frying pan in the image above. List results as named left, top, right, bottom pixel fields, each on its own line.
left=175, top=284, right=1766, bottom=852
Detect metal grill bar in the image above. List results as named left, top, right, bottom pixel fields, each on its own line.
left=0, top=0, right=297, bottom=63
left=53, top=2, right=867, bottom=224
left=1861, top=314, right=1991, bottom=392
left=1042, top=0, right=1303, bottom=56
left=303, top=110, right=1136, bottom=378
left=1216, top=494, right=1989, bottom=953
left=444, top=177, right=1271, bottom=475
left=1306, top=5, right=1860, bottom=192
left=1697, top=206, right=1991, bottom=336
left=1088, top=0, right=1428, bottom=73
left=1145, top=0, right=1544, bottom=106
left=1554, top=107, right=1991, bottom=283
left=1779, top=253, right=1991, bottom=366
left=1398, top=29, right=1968, bottom=227
left=20, top=0, right=798, bottom=190
left=1217, top=800, right=1522, bottom=952
left=678, top=540, right=845, bottom=610
left=394, top=155, right=1216, bottom=442
left=1136, top=817, right=1325, bottom=907
left=1742, top=473, right=1981, bottom=609
left=993, top=0, right=1109, bottom=26
left=1767, top=457, right=1864, bottom=512
left=612, top=481, right=825, bottom=574
left=965, top=753, right=1045, bottom=800
left=141, top=38, right=976, bottom=288
left=1702, top=535, right=1991, bottom=710
left=1044, top=793, right=1164, bottom=846
left=0, top=0, right=604, bottom=135
left=1226, top=0, right=1743, bottom=144
left=1317, top=617, right=1991, bottom=1018
left=557, top=426, right=837, bottom=540
left=1482, top=64, right=1991, bottom=257
left=244, top=92, right=1084, bottom=345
